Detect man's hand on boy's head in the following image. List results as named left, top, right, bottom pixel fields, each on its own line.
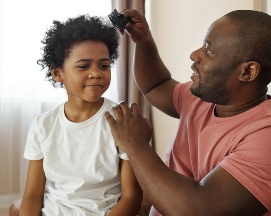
left=108, top=9, right=129, bottom=33
left=109, top=9, right=152, bottom=44
left=122, top=9, right=151, bottom=43
left=105, top=102, right=153, bottom=153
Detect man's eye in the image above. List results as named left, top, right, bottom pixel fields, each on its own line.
left=205, top=46, right=213, bottom=55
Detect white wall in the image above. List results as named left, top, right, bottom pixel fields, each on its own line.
left=263, top=0, right=271, bottom=12
left=145, top=0, right=264, bottom=158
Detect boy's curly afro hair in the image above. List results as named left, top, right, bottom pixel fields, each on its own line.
left=37, top=15, right=120, bottom=87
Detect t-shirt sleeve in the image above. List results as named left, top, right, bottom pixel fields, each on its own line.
left=107, top=105, right=129, bottom=160
left=220, top=127, right=271, bottom=211
left=173, top=82, right=192, bottom=116
left=23, top=117, right=44, bottom=160
left=118, top=147, right=129, bottom=160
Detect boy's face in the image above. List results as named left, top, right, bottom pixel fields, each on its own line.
left=56, top=40, right=111, bottom=104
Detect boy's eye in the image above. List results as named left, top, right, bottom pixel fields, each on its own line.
left=100, top=64, right=110, bottom=69
left=78, top=65, right=89, bottom=69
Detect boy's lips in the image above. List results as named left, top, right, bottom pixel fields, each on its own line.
left=84, top=84, right=103, bottom=89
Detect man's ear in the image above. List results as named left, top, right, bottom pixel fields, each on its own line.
left=51, top=68, right=63, bottom=82
left=239, top=61, right=261, bottom=82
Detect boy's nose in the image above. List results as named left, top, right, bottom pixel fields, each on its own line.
left=88, top=71, right=102, bottom=79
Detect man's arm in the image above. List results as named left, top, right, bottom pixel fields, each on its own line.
left=20, top=159, right=46, bottom=216
left=122, top=9, right=179, bottom=118
left=138, top=193, right=152, bottom=216
left=105, top=103, right=267, bottom=216
left=109, top=160, right=143, bottom=216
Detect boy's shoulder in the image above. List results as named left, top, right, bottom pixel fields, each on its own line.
left=34, top=103, right=63, bottom=124
left=103, top=97, right=117, bottom=108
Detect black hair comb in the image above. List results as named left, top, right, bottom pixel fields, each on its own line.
left=108, top=9, right=131, bottom=31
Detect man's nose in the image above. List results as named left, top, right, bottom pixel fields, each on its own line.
left=190, top=48, right=201, bottom=63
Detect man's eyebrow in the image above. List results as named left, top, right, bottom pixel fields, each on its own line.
left=204, top=40, right=214, bottom=49
left=202, top=34, right=212, bottom=45
left=204, top=38, right=212, bottom=45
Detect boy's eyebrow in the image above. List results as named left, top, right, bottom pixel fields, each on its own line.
left=74, top=58, right=110, bottom=63
left=74, top=59, right=91, bottom=63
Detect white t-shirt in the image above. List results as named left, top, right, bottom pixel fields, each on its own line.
left=24, top=98, right=128, bottom=216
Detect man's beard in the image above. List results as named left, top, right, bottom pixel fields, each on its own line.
left=190, top=79, right=230, bottom=105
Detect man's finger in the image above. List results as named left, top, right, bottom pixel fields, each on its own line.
left=122, top=9, right=142, bottom=19
left=112, top=101, right=135, bottom=120
left=117, top=101, right=132, bottom=116
left=104, top=111, right=116, bottom=127
left=130, top=103, right=141, bottom=115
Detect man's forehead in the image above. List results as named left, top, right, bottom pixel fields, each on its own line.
left=202, top=18, right=237, bottom=45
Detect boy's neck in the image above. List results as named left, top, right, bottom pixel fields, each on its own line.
left=64, top=98, right=104, bottom=122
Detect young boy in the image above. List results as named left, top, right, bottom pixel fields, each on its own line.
left=20, top=15, right=142, bottom=216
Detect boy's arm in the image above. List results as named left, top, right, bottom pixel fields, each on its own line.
left=108, top=159, right=143, bottom=216
left=20, top=159, right=46, bottom=216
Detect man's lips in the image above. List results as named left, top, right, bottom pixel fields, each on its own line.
left=191, top=63, right=199, bottom=76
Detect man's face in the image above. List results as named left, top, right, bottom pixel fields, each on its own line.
left=190, top=17, right=241, bottom=105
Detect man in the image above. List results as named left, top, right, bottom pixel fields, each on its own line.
left=105, top=9, right=271, bottom=215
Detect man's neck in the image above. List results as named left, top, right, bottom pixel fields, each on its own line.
left=215, top=94, right=268, bottom=117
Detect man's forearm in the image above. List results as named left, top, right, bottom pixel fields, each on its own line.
left=126, top=143, right=199, bottom=216
left=108, top=196, right=141, bottom=216
left=134, top=37, right=172, bottom=95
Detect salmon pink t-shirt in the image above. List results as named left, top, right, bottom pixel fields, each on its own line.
left=151, top=82, right=271, bottom=216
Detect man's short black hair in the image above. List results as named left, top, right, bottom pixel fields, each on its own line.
left=224, top=10, right=271, bottom=66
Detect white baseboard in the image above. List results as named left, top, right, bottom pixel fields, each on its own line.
left=0, top=194, right=20, bottom=208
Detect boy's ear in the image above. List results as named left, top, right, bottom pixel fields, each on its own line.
left=239, top=61, right=260, bottom=82
left=51, top=68, right=63, bottom=82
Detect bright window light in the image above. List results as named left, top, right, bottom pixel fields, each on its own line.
left=0, top=0, right=116, bottom=101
